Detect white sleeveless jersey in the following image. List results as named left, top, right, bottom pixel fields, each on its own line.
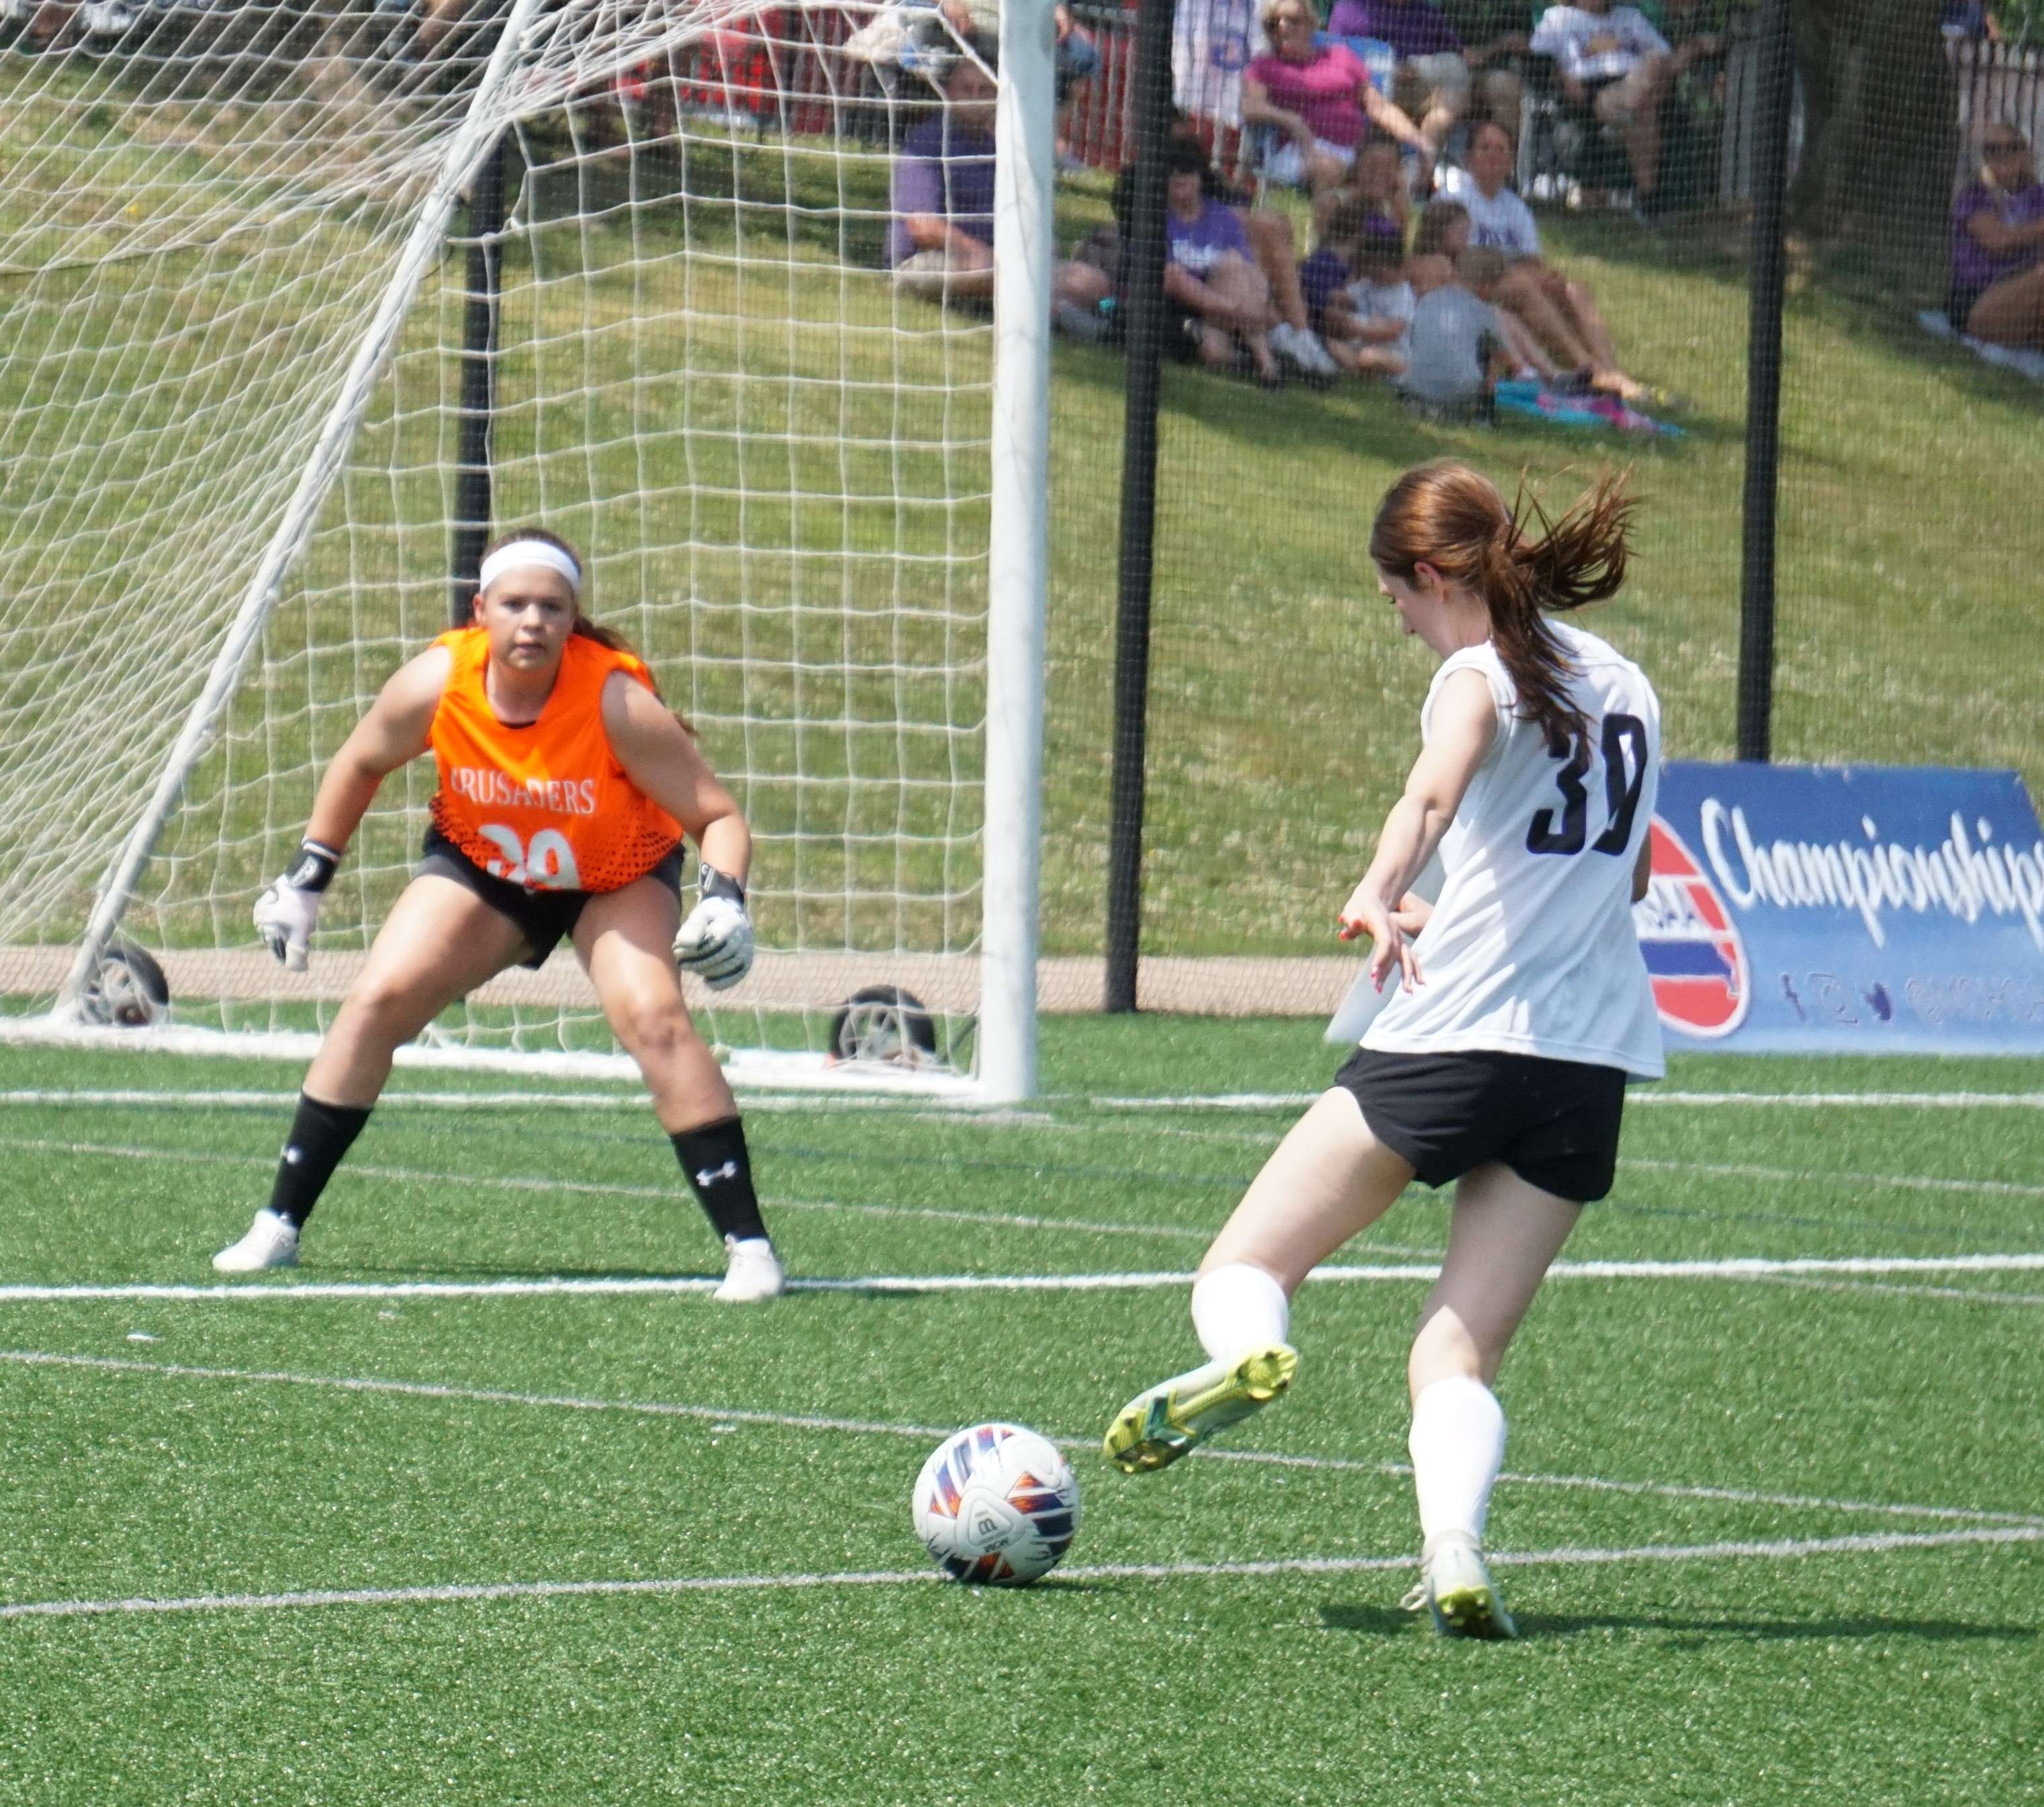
left=1360, top=620, right=1665, bottom=1078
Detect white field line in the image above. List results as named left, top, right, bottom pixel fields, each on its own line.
left=0, top=1088, right=1052, bottom=1125
left=7, top=1351, right=2037, bottom=1530
left=14, top=1085, right=2044, bottom=1117
left=0, top=1134, right=1213, bottom=1247
left=6, top=1526, right=2039, bottom=1624
left=1622, top=1156, right=2044, bottom=1203
left=9, top=1251, right=2044, bottom=1307
left=10, top=1138, right=2041, bottom=1281
left=1091, top=1091, right=2044, bottom=1113
left=0, top=1126, right=1446, bottom=1260
left=1137, top=1121, right=2044, bottom=1207
left=1752, top=1275, right=2044, bottom=1308
left=18, top=1095, right=2044, bottom=1209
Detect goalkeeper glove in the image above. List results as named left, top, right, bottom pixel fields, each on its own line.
left=673, top=864, right=755, bottom=990
left=254, top=839, right=341, bottom=973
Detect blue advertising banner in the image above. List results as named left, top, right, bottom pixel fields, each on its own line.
left=1636, top=764, right=2044, bottom=1054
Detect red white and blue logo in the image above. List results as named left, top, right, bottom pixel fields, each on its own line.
left=1634, top=817, right=1750, bottom=1037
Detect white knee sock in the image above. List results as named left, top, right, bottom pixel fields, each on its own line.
left=1190, top=1263, right=1291, bottom=1364
left=1408, top=1375, right=1507, bottom=1545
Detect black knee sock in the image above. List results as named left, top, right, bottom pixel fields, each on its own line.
left=267, top=1093, right=372, bottom=1229
left=671, top=1115, right=768, bottom=1244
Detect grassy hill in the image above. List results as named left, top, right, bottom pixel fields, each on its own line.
left=4, top=79, right=2039, bottom=967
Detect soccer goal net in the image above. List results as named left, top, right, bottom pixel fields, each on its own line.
left=0, top=0, right=1049, bottom=1099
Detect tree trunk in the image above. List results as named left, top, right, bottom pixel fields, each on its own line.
left=1789, top=0, right=1956, bottom=293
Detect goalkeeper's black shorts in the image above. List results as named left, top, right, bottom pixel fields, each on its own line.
left=418, top=827, right=684, bottom=969
left=1332, top=1046, right=1628, bottom=1205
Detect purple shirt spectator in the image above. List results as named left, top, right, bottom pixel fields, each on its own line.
left=1297, top=244, right=1354, bottom=330
left=1166, top=195, right=1254, bottom=274
left=1326, top=0, right=1462, bottom=58
left=1245, top=42, right=1373, bottom=148
left=1951, top=179, right=2044, bottom=299
left=887, top=115, right=996, bottom=268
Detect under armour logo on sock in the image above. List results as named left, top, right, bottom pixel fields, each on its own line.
left=695, top=1160, right=739, bottom=1187
left=283, top=1146, right=303, bottom=1165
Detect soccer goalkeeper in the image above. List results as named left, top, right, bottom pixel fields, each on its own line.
left=212, top=528, right=783, bottom=1301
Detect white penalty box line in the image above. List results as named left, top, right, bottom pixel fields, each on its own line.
left=1088, top=1091, right=2044, bottom=1112
left=6, top=1251, right=2044, bottom=1307
left=6, top=1526, right=2039, bottom=1624
left=5, top=1350, right=2037, bottom=1532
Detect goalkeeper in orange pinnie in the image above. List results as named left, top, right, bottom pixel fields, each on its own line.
left=212, top=530, right=784, bottom=1301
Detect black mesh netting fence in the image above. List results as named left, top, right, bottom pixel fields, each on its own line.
left=1042, top=0, right=2044, bottom=1009
left=3, top=0, right=2039, bottom=1026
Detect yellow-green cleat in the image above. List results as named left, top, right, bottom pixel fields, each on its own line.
left=1407, top=1531, right=1518, bottom=1640
left=1103, top=1344, right=1298, bottom=1475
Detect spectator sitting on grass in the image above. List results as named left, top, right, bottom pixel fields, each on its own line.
left=1309, top=202, right=1413, bottom=378
left=1344, top=219, right=1420, bottom=371
left=1403, top=244, right=1575, bottom=412
left=1442, top=120, right=1653, bottom=400
left=1407, top=195, right=1473, bottom=296
left=1530, top=1, right=1674, bottom=214
left=1244, top=0, right=1433, bottom=199
left=1160, top=140, right=1285, bottom=385
left=1107, top=133, right=1342, bottom=379
left=1400, top=241, right=1512, bottom=414
left=1313, top=136, right=1414, bottom=242
left=887, top=42, right=1113, bottom=324
left=1951, top=124, right=2044, bottom=350
left=1324, top=0, right=1524, bottom=163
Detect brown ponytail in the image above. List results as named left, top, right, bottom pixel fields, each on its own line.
left=1368, top=461, right=1636, bottom=754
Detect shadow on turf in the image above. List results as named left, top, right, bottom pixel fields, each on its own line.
left=1318, top=1604, right=2038, bottom=1644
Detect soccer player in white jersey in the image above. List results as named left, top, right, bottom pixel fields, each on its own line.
left=1103, top=460, right=1661, bottom=1639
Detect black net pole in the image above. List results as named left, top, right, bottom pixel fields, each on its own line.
left=449, top=134, right=507, bottom=627
left=1736, top=0, right=1794, bottom=763
left=1103, top=0, right=1176, bottom=1014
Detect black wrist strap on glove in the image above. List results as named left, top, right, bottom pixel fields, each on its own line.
left=285, top=840, right=343, bottom=894
left=698, top=863, right=747, bottom=908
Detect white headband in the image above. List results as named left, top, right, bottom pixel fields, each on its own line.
left=477, top=539, right=582, bottom=599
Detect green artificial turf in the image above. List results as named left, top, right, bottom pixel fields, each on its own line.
left=1, top=1021, right=2040, bottom=1804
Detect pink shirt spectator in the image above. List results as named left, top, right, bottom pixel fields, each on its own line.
left=1246, top=43, right=1373, bottom=149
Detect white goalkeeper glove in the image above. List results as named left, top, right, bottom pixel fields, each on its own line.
left=253, top=839, right=340, bottom=973
left=673, top=864, right=755, bottom=990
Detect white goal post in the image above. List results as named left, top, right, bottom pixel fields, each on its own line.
left=0, top=0, right=1052, bottom=1100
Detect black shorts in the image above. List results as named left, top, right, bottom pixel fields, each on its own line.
left=418, top=828, right=686, bottom=969
left=1334, top=1047, right=1628, bottom=1203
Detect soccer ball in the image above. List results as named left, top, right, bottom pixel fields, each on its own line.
left=911, top=1422, right=1080, bottom=1585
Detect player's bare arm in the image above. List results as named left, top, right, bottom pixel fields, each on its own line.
left=303, top=645, right=451, bottom=853
left=1338, top=667, right=1497, bottom=988
left=1632, top=828, right=1653, bottom=902
left=600, top=669, right=752, bottom=886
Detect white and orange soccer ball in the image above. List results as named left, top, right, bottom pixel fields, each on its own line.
left=911, top=1422, right=1080, bottom=1586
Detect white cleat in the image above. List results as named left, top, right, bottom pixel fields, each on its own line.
left=713, top=1234, right=784, bottom=1302
left=1408, top=1530, right=1518, bottom=1640
left=212, top=1208, right=300, bottom=1274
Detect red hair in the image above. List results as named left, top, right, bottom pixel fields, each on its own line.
left=1368, top=462, right=1637, bottom=751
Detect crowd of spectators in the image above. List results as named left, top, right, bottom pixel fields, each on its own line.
left=884, top=2, right=1700, bottom=418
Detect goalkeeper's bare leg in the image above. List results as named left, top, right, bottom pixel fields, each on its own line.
left=575, top=874, right=782, bottom=1301
left=214, top=876, right=527, bottom=1272
left=1103, top=1089, right=1414, bottom=1471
